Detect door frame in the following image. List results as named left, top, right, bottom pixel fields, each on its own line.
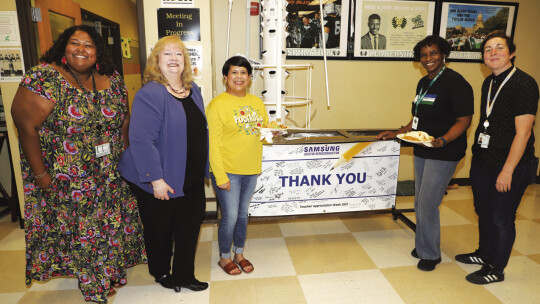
left=15, top=0, right=39, bottom=70
left=80, top=9, right=123, bottom=76
left=34, top=0, right=82, bottom=56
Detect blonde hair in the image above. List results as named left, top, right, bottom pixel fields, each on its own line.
left=142, top=36, right=194, bottom=89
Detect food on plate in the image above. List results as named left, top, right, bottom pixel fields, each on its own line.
left=263, top=121, right=287, bottom=129
left=400, top=131, right=434, bottom=142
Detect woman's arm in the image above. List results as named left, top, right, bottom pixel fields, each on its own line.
left=121, top=106, right=130, bottom=149
left=206, top=101, right=229, bottom=189
left=11, top=86, right=55, bottom=189
left=430, top=115, right=472, bottom=148
left=495, top=114, right=535, bottom=192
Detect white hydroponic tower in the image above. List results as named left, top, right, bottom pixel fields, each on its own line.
left=258, top=0, right=313, bottom=126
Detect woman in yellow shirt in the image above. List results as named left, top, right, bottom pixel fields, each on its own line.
left=206, top=56, right=268, bottom=275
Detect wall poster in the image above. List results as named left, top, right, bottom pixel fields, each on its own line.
left=249, top=141, right=400, bottom=217
left=0, top=48, right=24, bottom=82
left=285, top=0, right=351, bottom=58
left=439, top=1, right=518, bottom=61
left=353, top=0, right=436, bottom=60
left=157, top=8, right=201, bottom=41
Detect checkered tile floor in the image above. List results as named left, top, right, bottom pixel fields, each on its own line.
left=1, top=185, right=540, bottom=304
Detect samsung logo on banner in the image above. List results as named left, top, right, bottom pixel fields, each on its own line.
left=304, top=145, right=340, bottom=156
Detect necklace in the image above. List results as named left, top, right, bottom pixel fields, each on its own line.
left=67, top=67, right=96, bottom=93
left=168, top=84, right=187, bottom=96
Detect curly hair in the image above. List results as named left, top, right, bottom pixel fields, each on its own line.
left=40, top=25, right=115, bottom=76
left=142, top=36, right=194, bottom=89
left=413, top=35, right=451, bottom=61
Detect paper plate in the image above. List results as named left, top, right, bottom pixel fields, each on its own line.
left=397, top=133, right=433, bottom=147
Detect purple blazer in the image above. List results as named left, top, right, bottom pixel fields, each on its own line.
left=119, top=81, right=209, bottom=197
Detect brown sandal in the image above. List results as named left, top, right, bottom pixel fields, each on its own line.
left=235, top=259, right=254, bottom=273
left=218, top=261, right=241, bottom=275
left=107, top=287, right=116, bottom=297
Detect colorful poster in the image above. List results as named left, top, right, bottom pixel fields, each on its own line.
left=353, top=0, right=435, bottom=59
left=440, top=2, right=517, bottom=60
left=249, top=141, right=400, bottom=216
left=285, top=0, right=351, bottom=58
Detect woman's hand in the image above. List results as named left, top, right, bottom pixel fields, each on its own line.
left=496, top=169, right=513, bottom=193
left=151, top=179, right=175, bottom=200
left=218, top=181, right=231, bottom=191
left=495, top=114, right=536, bottom=193
left=377, top=120, right=413, bottom=140
left=377, top=130, right=398, bottom=140
left=35, top=173, right=54, bottom=192
left=430, top=137, right=446, bottom=148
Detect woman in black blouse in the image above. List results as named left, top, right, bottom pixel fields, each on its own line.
left=378, top=36, right=474, bottom=272
left=455, top=31, right=539, bottom=285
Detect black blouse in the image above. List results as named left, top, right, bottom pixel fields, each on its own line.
left=472, top=66, right=539, bottom=167
left=175, top=92, right=208, bottom=192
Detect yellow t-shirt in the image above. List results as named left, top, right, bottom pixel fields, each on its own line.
left=206, top=92, right=269, bottom=185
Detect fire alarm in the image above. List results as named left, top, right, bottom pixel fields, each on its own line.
left=250, top=2, right=259, bottom=16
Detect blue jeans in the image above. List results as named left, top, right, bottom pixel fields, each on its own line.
left=212, top=173, right=258, bottom=259
left=470, top=158, right=531, bottom=271
left=414, top=156, right=458, bottom=260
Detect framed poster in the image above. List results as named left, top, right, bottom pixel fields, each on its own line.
left=0, top=48, right=24, bottom=82
left=439, top=1, right=518, bottom=61
left=157, top=8, right=201, bottom=41
left=353, top=0, right=436, bottom=60
left=285, top=0, right=351, bottom=59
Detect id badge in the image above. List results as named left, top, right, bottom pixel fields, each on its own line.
left=94, top=136, right=111, bottom=157
left=412, top=116, right=419, bottom=130
left=478, top=133, right=490, bottom=149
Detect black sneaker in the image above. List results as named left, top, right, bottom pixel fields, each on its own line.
left=417, top=257, right=442, bottom=271
left=411, top=248, right=419, bottom=259
left=466, top=265, right=504, bottom=285
left=455, top=250, right=486, bottom=265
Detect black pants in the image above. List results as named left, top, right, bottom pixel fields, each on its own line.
left=128, top=181, right=206, bottom=285
left=470, top=158, right=531, bottom=271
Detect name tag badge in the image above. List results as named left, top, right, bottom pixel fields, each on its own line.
left=478, top=133, right=490, bottom=149
left=95, top=142, right=111, bottom=157
left=412, top=116, right=419, bottom=130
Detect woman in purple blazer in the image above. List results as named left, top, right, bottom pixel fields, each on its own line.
left=119, top=36, right=209, bottom=293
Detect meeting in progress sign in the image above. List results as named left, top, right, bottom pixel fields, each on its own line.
left=157, top=8, right=201, bottom=41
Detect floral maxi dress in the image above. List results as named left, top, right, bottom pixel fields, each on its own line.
left=20, top=64, right=146, bottom=303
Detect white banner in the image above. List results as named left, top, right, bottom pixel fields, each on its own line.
left=250, top=141, right=400, bottom=216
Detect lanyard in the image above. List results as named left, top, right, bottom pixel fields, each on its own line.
left=414, top=66, right=445, bottom=115
left=483, top=67, right=516, bottom=131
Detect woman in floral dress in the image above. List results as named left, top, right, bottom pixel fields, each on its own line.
left=11, top=25, right=146, bottom=303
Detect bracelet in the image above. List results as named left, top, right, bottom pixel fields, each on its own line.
left=34, top=171, right=48, bottom=179
left=438, top=137, right=447, bottom=147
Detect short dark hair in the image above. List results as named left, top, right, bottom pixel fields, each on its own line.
left=40, top=25, right=115, bottom=76
left=413, top=35, right=451, bottom=61
left=222, top=56, right=252, bottom=76
left=481, top=31, right=516, bottom=61
left=368, top=14, right=381, bottom=22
